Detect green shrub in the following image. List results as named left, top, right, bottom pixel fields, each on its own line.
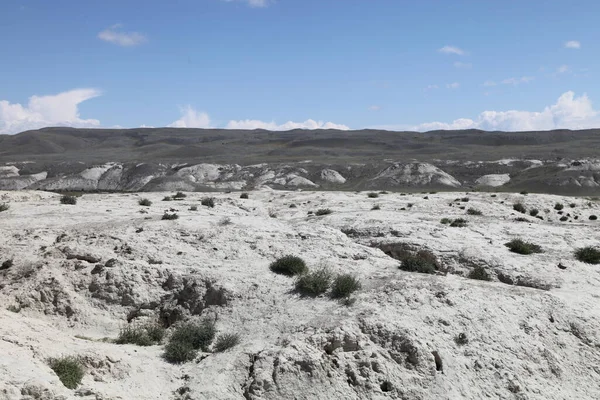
left=574, top=246, right=600, bottom=264
left=295, top=268, right=332, bottom=297
left=513, top=202, right=526, bottom=213
left=138, top=198, right=152, bottom=206
left=330, top=274, right=362, bottom=298
left=514, top=217, right=530, bottom=222
left=162, top=213, right=179, bottom=220
left=0, top=203, right=9, bottom=212
left=559, top=216, right=568, bottom=222
left=371, top=205, right=381, bottom=210
left=213, top=333, right=241, bottom=352
left=60, top=195, right=77, bottom=205
left=467, top=208, right=482, bottom=216
left=289, top=204, right=297, bottom=208
left=240, top=193, right=249, bottom=199
left=173, top=192, right=187, bottom=199
left=460, top=197, right=469, bottom=202
left=440, top=218, right=452, bottom=224
left=164, top=319, right=217, bottom=363
left=367, top=192, right=379, bottom=198
left=490, top=194, right=497, bottom=198
left=529, top=208, right=539, bottom=216
left=201, top=197, right=215, bottom=208
left=315, top=208, right=333, bottom=216
left=269, top=255, right=307, bottom=276
left=520, top=191, right=528, bottom=195
left=48, top=356, right=84, bottom=389
left=590, top=215, right=598, bottom=220
left=450, top=218, right=468, bottom=227
left=505, top=239, right=543, bottom=255
left=554, top=202, right=564, bottom=211
left=116, top=323, right=165, bottom=346
left=189, top=205, right=198, bottom=211
left=468, top=265, right=491, bottom=281
left=569, top=203, right=576, bottom=208
left=399, top=250, right=439, bottom=274
left=162, top=196, right=172, bottom=201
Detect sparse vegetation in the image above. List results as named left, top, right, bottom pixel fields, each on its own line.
left=450, top=218, right=468, bottom=227
left=440, top=218, right=452, bottom=224
left=455, top=333, right=469, bottom=345
left=0, top=259, right=13, bottom=270
left=116, top=322, right=165, bottom=346
left=398, top=249, right=439, bottom=274
left=367, top=192, right=379, bottom=198
left=574, top=246, right=600, bottom=264
left=468, top=265, right=492, bottom=281
left=0, top=203, right=9, bottom=212
left=560, top=216, right=568, bottom=222
left=240, top=193, right=249, bottom=199
left=269, top=255, right=308, bottom=276
left=60, top=195, right=77, bottom=205
left=505, top=238, right=543, bottom=255
left=460, top=197, right=469, bottom=202
left=201, top=197, right=215, bottom=208
left=554, top=202, right=564, bottom=211
left=569, top=203, right=576, bottom=208
left=514, top=217, right=530, bottom=222
left=164, top=319, right=216, bottom=363
left=48, top=356, right=85, bottom=389
left=590, top=215, right=598, bottom=220
left=173, top=192, right=187, bottom=199
left=520, top=191, right=528, bottom=195
left=162, top=212, right=179, bottom=220
left=295, top=268, right=333, bottom=297
left=529, top=208, right=539, bottom=216
left=162, top=196, right=172, bottom=201
left=213, top=333, right=241, bottom=352
left=289, top=204, right=297, bottom=208
left=467, top=208, right=482, bottom=216
left=219, top=216, right=232, bottom=225
left=189, top=205, right=198, bottom=211
left=330, top=274, right=362, bottom=299
left=269, top=210, right=278, bottom=218
left=315, top=208, right=333, bottom=216
left=371, top=204, right=381, bottom=210
left=6, top=304, right=20, bottom=313
left=138, top=198, right=152, bottom=206
left=513, top=202, right=526, bottom=213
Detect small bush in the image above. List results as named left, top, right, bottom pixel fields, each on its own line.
left=330, top=274, right=362, bottom=299
left=513, top=202, right=526, bottom=213
left=460, top=197, right=469, bottom=202
left=295, top=268, right=332, bottom=297
left=569, top=203, right=576, bottom=208
left=520, top=191, right=528, bottom=195
left=559, top=216, right=568, bottom=222
left=213, top=333, right=241, bottom=352
left=371, top=205, right=381, bottom=210
left=468, top=266, right=492, bottom=281
left=467, top=208, right=482, bottom=216
left=505, top=239, right=543, bottom=255
left=164, top=319, right=216, bottom=363
left=48, top=357, right=84, bottom=389
left=164, top=340, right=197, bottom=364
left=173, top=192, right=187, bottom=199
left=201, top=197, right=215, bottom=208
left=269, top=255, right=307, bottom=276
left=399, top=250, right=439, bottom=274
left=162, top=196, right=172, bottom=201
left=440, top=218, right=452, bottom=225
left=269, top=210, right=278, bottom=218
left=0, top=203, right=9, bottom=212
left=490, top=194, right=497, bottom=198
left=450, top=218, right=468, bottom=227
left=367, top=192, right=379, bottom=198
left=219, top=216, right=232, bottom=225
left=574, top=246, right=600, bottom=264
left=60, top=195, right=77, bottom=205
left=138, top=198, right=152, bottom=206
left=189, top=205, right=198, bottom=211
left=315, top=209, right=333, bottom=216
left=0, top=259, right=13, bottom=270
left=240, top=193, right=249, bottom=199
left=529, top=208, right=539, bottom=217
left=116, top=323, right=165, bottom=346
left=289, top=204, right=297, bottom=208
left=590, top=215, right=598, bottom=220
left=514, top=217, right=530, bottom=222
left=162, top=213, right=179, bottom=220
left=455, top=333, right=469, bottom=345
left=554, top=203, right=564, bottom=211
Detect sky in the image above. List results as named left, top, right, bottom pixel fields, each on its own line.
left=1, top=0, right=599, bottom=134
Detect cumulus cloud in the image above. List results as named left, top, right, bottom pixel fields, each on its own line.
left=565, top=40, right=581, bottom=49
left=98, top=24, right=147, bottom=46
left=557, top=65, right=570, bottom=74
left=0, top=89, right=101, bottom=135
left=501, top=76, right=534, bottom=86
left=446, top=82, right=460, bottom=89
left=483, top=80, right=497, bottom=87
left=225, top=119, right=350, bottom=130
left=168, top=106, right=212, bottom=128
left=221, top=0, right=271, bottom=7
left=453, top=61, right=472, bottom=69
left=413, top=91, right=600, bottom=132
left=438, top=46, right=466, bottom=55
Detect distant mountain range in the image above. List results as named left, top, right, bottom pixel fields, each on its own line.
left=1, top=127, right=599, bottom=194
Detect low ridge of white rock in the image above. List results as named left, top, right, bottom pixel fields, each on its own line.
left=475, top=174, right=511, bottom=187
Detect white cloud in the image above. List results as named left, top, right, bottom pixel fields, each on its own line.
left=565, top=40, right=581, bottom=49
left=446, top=82, right=460, bottom=89
left=413, top=91, right=599, bottom=132
left=438, top=46, right=466, bottom=55
left=453, top=61, right=472, bottom=69
left=98, top=24, right=147, bottom=46
left=225, top=119, right=350, bottom=130
left=221, top=0, right=271, bottom=7
left=557, top=65, right=570, bottom=74
left=425, top=85, right=439, bottom=90
left=168, top=106, right=212, bottom=128
left=501, top=76, right=534, bottom=86
left=0, top=89, right=101, bottom=135
left=368, top=105, right=381, bottom=111
left=483, top=80, right=497, bottom=87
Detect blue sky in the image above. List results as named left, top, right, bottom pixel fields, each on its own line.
left=0, top=0, right=599, bottom=134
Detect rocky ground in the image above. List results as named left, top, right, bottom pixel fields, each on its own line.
left=1, top=189, right=599, bottom=400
